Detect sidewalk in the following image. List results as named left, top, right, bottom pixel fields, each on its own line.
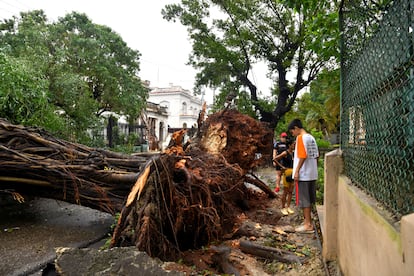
left=253, top=166, right=328, bottom=275
left=0, top=197, right=113, bottom=276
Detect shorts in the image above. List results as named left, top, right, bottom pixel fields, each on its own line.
left=282, top=168, right=294, bottom=189
left=295, top=180, right=316, bottom=208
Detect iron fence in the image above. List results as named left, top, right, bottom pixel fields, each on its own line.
left=340, top=0, right=414, bottom=217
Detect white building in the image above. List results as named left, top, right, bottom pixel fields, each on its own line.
left=148, top=83, right=204, bottom=133
left=101, top=83, right=204, bottom=151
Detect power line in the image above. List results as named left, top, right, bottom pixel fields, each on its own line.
left=0, top=0, right=29, bottom=11
left=13, top=0, right=32, bottom=10
left=0, top=0, right=33, bottom=19
left=0, top=8, right=15, bottom=20
left=0, top=6, right=13, bottom=14
left=0, top=0, right=21, bottom=19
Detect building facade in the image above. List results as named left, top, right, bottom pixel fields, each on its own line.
left=148, top=84, right=203, bottom=132
left=142, top=101, right=169, bottom=150
left=102, top=83, right=203, bottom=151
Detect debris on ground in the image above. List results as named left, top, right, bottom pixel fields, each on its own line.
left=0, top=109, right=328, bottom=275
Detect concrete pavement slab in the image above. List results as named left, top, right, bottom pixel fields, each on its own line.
left=0, top=197, right=114, bottom=276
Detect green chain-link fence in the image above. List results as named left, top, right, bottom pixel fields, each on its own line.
left=340, top=0, right=414, bottom=217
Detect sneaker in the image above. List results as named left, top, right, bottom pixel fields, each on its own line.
left=287, top=207, right=295, bottom=214
left=281, top=208, right=288, bottom=216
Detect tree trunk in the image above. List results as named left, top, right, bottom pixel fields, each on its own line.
left=0, top=119, right=146, bottom=214
left=107, top=115, right=115, bottom=148
left=239, top=239, right=304, bottom=264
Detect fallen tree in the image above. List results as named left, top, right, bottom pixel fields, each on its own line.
left=111, top=109, right=274, bottom=260
left=1, top=109, right=279, bottom=266
left=0, top=119, right=147, bottom=213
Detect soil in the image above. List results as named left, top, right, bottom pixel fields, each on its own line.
left=161, top=167, right=330, bottom=275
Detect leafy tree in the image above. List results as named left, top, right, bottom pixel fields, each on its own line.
left=163, top=0, right=340, bottom=129
left=0, top=10, right=50, bottom=68
left=51, top=12, right=147, bottom=119
left=277, top=68, right=340, bottom=138
left=340, top=0, right=393, bottom=68
left=0, top=52, right=66, bottom=132
left=49, top=12, right=148, bottom=144
left=0, top=11, right=148, bottom=144
left=307, top=68, right=340, bottom=134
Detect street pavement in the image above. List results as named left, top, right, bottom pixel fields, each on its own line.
left=0, top=196, right=113, bottom=276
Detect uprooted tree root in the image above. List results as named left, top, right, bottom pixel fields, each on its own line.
left=111, top=109, right=275, bottom=261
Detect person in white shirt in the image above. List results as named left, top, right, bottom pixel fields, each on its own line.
left=288, top=119, right=319, bottom=234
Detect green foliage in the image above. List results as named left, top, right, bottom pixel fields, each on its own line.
left=210, top=89, right=258, bottom=118
left=87, top=122, right=107, bottom=148
left=112, top=132, right=141, bottom=154
left=0, top=52, right=67, bottom=134
left=310, top=128, right=331, bottom=205
left=307, top=68, right=340, bottom=133
left=277, top=68, right=340, bottom=138
left=316, top=158, right=324, bottom=205
left=274, top=118, right=290, bottom=139
left=163, top=0, right=340, bottom=129
left=341, top=0, right=393, bottom=62
left=101, top=212, right=121, bottom=250
left=52, top=12, right=148, bottom=118
left=0, top=10, right=148, bottom=144
left=310, top=129, right=331, bottom=148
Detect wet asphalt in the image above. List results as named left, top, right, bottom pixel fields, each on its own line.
left=0, top=196, right=114, bottom=276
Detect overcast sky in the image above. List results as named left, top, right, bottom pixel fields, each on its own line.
left=0, top=0, right=273, bottom=104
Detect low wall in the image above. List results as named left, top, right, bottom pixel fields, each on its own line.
left=320, top=149, right=414, bottom=276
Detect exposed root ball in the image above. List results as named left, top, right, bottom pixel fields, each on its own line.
left=111, top=110, right=273, bottom=260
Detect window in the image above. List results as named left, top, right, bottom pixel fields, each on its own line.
left=182, top=102, right=187, bottom=114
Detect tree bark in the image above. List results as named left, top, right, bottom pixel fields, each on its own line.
left=239, top=239, right=304, bottom=264
left=0, top=119, right=146, bottom=214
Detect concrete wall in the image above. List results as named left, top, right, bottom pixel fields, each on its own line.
left=320, top=149, right=414, bottom=276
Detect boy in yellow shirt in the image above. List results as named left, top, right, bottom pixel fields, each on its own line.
left=273, top=139, right=295, bottom=216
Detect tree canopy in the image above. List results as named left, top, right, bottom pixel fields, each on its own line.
left=162, top=0, right=340, bottom=129
left=0, top=10, right=147, bottom=144
left=276, top=68, right=340, bottom=137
